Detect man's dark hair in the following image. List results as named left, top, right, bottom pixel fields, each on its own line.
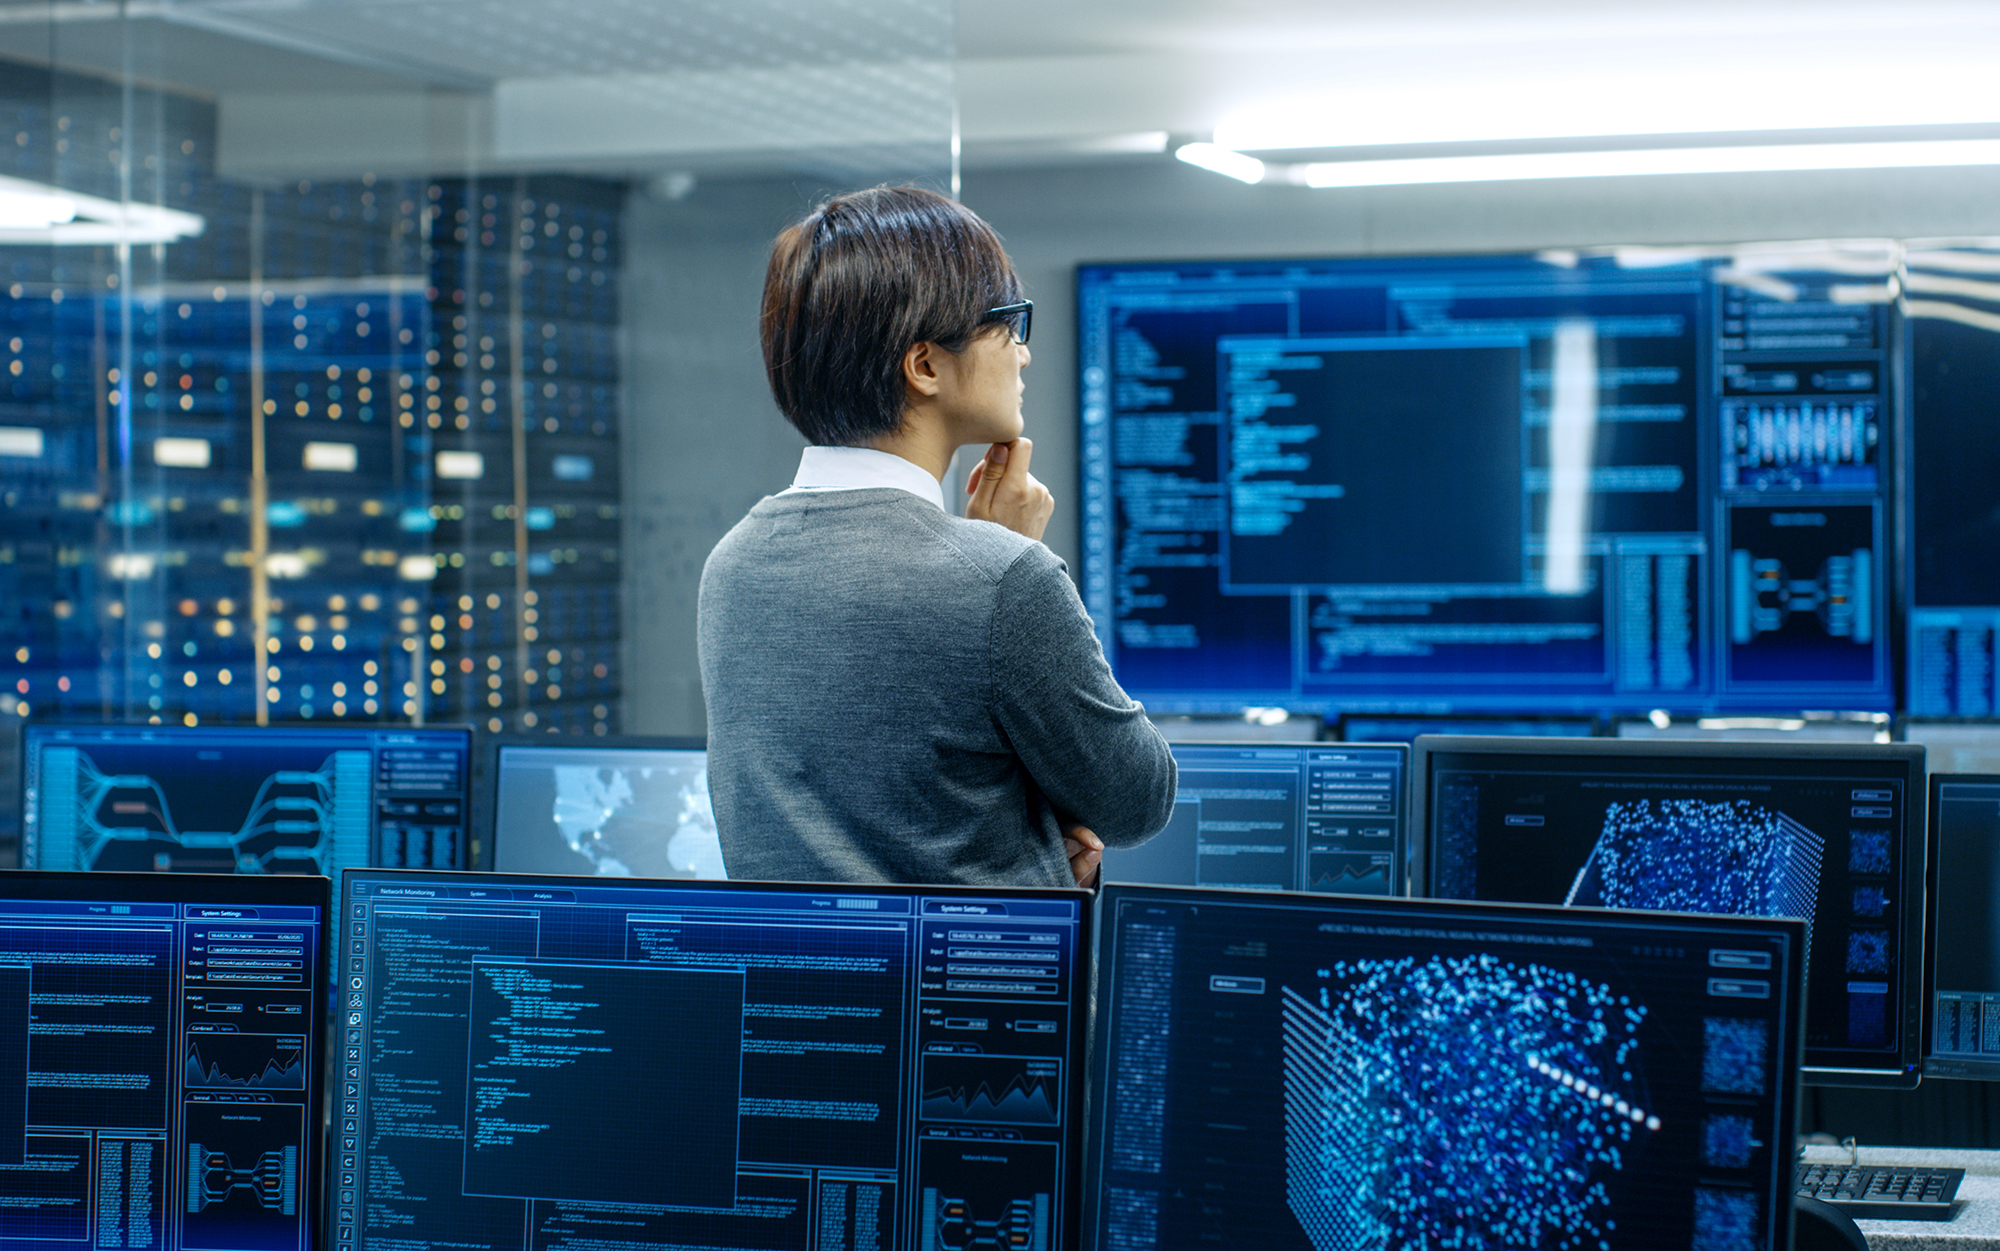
left=761, top=185, right=1022, bottom=446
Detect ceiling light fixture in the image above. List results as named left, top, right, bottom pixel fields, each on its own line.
left=0, top=175, right=204, bottom=245
left=1293, top=139, right=2000, bottom=187
left=1211, top=51, right=2000, bottom=153
left=0, top=188, right=76, bottom=230
left=1176, top=139, right=2000, bottom=189
left=1174, top=142, right=1265, bottom=184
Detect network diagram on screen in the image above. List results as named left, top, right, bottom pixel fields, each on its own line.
left=0, top=886, right=325, bottom=1251
left=21, top=725, right=470, bottom=874
left=1089, top=889, right=1799, bottom=1251
left=1078, top=252, right=1901, bottom=715
left=338, top=872, right=1086, bottom=1251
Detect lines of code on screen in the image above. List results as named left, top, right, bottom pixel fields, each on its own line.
left=341, top=874, right=1086, bottom=1251
left=1078, top=254, right=1894, bottom=715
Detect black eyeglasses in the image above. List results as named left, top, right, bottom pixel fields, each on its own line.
left=983, top=300, right=1033, bottom=345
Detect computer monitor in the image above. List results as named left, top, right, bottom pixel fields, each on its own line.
left=0, top=870, right=329, bottom=1251
left=0, top=721, right=18, bottom=860
left=1904, top=243, right=2000, bottom=718
left=1079, top=250, right=1897, bottom=718
left=336, top=869, right=1091, bottom=1251
left=1085, top=884, right=1806, bottom=1251
left=1899, top=718, right=2000, bottom=776
left=1923, top=773, right=2000, bottom=1079
left=1101, top=742, right=1405, bottom=895
left=477, top=733, right=720, bottom=877
left=1413, top=735, right=1925, bottom=1086
left=21, top=723, right=472, bottom=874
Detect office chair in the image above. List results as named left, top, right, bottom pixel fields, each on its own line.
left=1793, top=1195, right=1870, bottom=1251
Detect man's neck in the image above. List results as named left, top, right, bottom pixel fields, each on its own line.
left=863, top=410, right=953, bottom=483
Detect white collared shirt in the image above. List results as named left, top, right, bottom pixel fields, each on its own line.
left=782, top=445, right=946, bottom=513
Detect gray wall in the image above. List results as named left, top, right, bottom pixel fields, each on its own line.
left=621, top=179, right=811, bottom=736
left=622, top=157, right=2000, bottom=735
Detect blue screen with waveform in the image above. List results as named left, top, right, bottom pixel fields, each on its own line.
left=340, top=870, right=1090, bottom=1251
left=1417, top=736, right=1926, bottom=1085
left=22, top=724, right=471, bottom=874
left=0, top=872, right=327, bottom=1251
left=184, top=1036, right=307, bottom=1091
left=920, top=1056, right=1061, bottom=1126
left=1085, top=886, right=1803, bottom=1251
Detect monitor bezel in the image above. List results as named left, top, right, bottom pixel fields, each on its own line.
left=470, top=731, right=705, bottom=869
left=19, top=720, right=476, bottom=872
left=1609, top=714, right=1890, bottom=742
left=342, top=867, right=1093, bottom=1250
left=1336, top=712, right=1604, bottom=742
left=1082, top=882, right=1809, bottom=1251
left=1408, top=733, right=1927, bottom=1088
left=1920, top=770, right=2000, bottom=1080
left=0, top=868, right=332, bottom=1250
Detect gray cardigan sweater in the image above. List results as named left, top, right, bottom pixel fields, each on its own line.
left=697, top=488, right=1176, bottom=887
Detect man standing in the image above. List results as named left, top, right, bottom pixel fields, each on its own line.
left=697, top=186, right=1175, bottom=887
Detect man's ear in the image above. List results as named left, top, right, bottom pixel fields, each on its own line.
left=903, top=340, right=944, bottom=399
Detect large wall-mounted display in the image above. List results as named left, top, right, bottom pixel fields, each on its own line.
left=0, top=64, right=622, bottom=739
left=1904, top=244, right=2000, bottom=718
left=1080, top=248, right=1906, bottom=716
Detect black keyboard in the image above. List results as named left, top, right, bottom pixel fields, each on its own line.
left=1794, top=1162, right=1965, bottom=1220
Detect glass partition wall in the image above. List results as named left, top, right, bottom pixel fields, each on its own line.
left=0, top=0, right=956, bottom=858
left=0, top=2, right=956, bottom=729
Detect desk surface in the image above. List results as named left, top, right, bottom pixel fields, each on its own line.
left=1800, top=1146, right=2000, bottom=1250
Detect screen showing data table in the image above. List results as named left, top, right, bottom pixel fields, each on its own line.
left=1078, top=251, right=1896, bottom=715
left=1923, top=775, right=2000, bottom=1079
left=338, top=871, right=1091, bottom=1251
left=1086, top=885, right=1804, bottom=1251
left=1102, top=742, right=1405, bottom=895
left=0, top=871, right=328, bottom=1251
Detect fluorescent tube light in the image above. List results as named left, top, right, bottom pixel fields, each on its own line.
left=1175, top=142, right=1266, bottom=184
left=0, top=190, right=75, bottom=229
left=1213, top=56, right=2000, bottom=153
left=1287, top=139, right=2000, bottom=187
left=0, top=174, right=203, bottom=245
